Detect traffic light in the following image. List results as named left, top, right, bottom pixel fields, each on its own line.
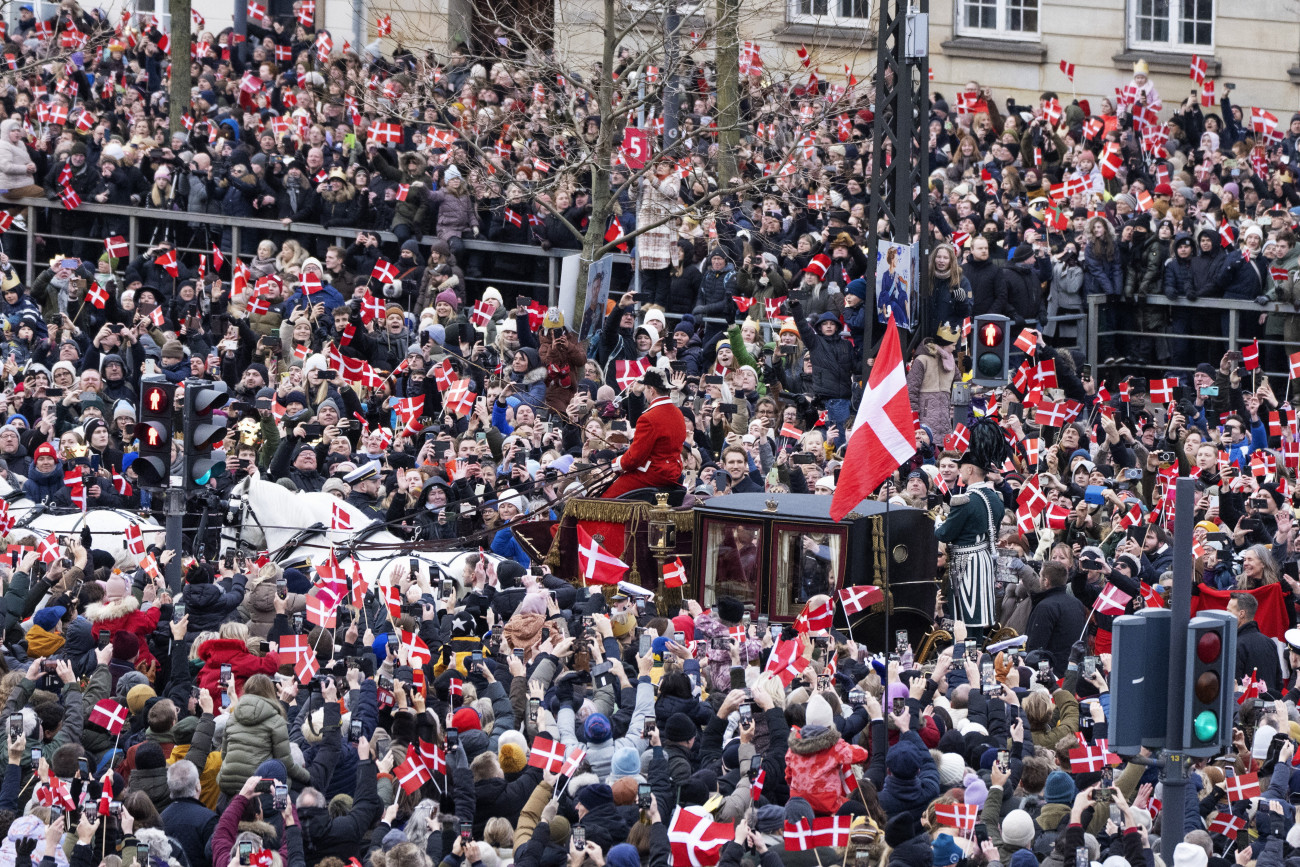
left=971, top=314, right=1011, bottom=387
left=182, top=379, right=229, bottom=492
left=134, top=380, right=175, bottom=487
left=1182, top=611, right=1237, bottom=757
left=1109, top=608, right=1170, bottom=754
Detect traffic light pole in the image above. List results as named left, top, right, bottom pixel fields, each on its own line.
left=164, top=485, right=185, bottom=593
left=1159, top=476, right=1197, bottom=861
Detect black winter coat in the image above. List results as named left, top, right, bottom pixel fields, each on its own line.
left=792, top=301, right=854, bottom=400
left=1024, top=584, right=1089, bottom=675
left=1236, top=620, right=1284, bottom=692
left=997, top=261, right=1041, bottom=328
left=967, top=257, right=1004, bottom=317
left=181, top=576, right=248, bottom=638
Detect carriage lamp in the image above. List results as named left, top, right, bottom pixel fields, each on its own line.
left=647, top=493, right=676, bottom=561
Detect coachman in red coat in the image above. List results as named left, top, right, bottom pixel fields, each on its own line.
left=602, top=370, right=687, bottom=499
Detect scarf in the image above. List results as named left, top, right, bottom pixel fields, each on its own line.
left=936, top=344, right=954, bottom=373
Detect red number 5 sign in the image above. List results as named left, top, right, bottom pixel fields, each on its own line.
left=621, top=127, right=649, bottom=169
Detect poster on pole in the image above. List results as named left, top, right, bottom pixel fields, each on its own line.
left=875, top=241, right=915, bottom=329
left=578, top=254, right=615, bottom=344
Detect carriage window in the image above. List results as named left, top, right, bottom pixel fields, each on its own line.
left=701, top=519, right=764, bottom=609
left=770, top=524, right=846, bottom=618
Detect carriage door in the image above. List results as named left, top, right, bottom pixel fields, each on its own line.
left=768, top=523, right=847, bottom=621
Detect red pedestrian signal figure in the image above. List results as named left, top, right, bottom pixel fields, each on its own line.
left=135, top=381, right=176, bottom=487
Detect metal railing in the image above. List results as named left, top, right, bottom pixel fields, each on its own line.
left=1085, top=294, right=1295, bottom=381
left=2, top=196, right=616, bottom=307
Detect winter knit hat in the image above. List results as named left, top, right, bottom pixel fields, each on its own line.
left=126, top=684, right=156, bottom=714
left=805, top=694, right=834, bottom=729
left=452, top=707, right=482, bottom=732
left=1001, top=809, right=1036, bottom=848
left=499, top=743, right=527, bottom=775
left=1173, top=843, right=1209, bottom=867
left=585, top=713, right=613, bottom=744
left=938, top=753, right=965, bottom=788
left=610, top=746, right=641, bottom=780
left=1044, top=770, right=1076, bottom=804
left=964, top=773, right=989, bottom=810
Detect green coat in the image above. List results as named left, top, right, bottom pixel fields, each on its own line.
left=217, top=693, right=312, bottom=795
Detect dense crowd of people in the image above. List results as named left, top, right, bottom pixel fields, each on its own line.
left=2, top=4, right=1300, bottom=867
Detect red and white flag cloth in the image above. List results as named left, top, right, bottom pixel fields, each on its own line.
left=1289, top=351, right=1300, bottom=380
left=1225, top=771, right=1261, bottom=802
left=668, top=807, right=733, bottom=867
left=35, top=777, right=74, bottom=811
left=1068, top=742, right=1119, bottom=772
left=763, top=636, right=810, bottom=686
left=1189, top=55, right=1207, bottom=85
left=37, top=532, right=59, bottom=564
left=663, top=557, right=687, bottom=588
left=1093, top=582, right=1133, bottom=616
left=839, top=584, right=883, bottom=615
left=1237, top=668, right=1263, bottom=706
left=104, top=235, right=129, bottom=258
left=98, top=773, right=113, bottom=816
left=561, top=746, right=587, bottom=777
left=614, top=357, right=649, bottom=390
left=944, top=423, right=970, bottom=453
left=124, top=523, right=145, bottom=557
left=331, top=502, right=353, bottom=531
left=294, top=651, right=320, bottom=685
left=89, top=699, right=128, bottom=734
left=304, top=586, right=338, bottom=628
left=577, top=525, right=628, bottom=585
left=935, top=802, right=978, bottom=833
left=1059, top=59, right=1075, bottom=81
left=400, top=630, right=431, bottom=666
left=794, top=597, right=833, bottom=632
left=1149, top=377, right=1176, bottom=403
left=527, top=737, right=569, bottom=773
left=1208, top=812, right=1246, bottom=839
left=1243, top=339, right=1260, bottom=371
left=783, top=816, right=853, bottom=849
left=278, top=634, right=312, bottom=664
left=395, top=754, right=432, bottom=795
left=750, top=769, right=765, bottom=801
left=1014, top=328, right=1039, bottom=354
left=830, top=314, right=914, bottom=522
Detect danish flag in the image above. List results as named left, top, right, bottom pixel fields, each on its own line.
left=663, top=557, right=687, bottom=588
left=528, top=737, right=569, bottom=772
left=58, top=186, right=81, bottom=210
left=935, top=803, right=978, bottom=833
left=372, top=259, right=398, bottom=284
left=85, top=283, right=109, bottom=310
left=156, top=249, right=179, bottom=278
left=1058, top=59, right=1075, bottom=81
left=331, top=501, right=353, bottom=531
left=37, top=532, right=59, bottom=564
left=614, top=357, right=649, bottom=390
left=124, top=523, right=145, bottom=557
left=764, top=637, right=810, bottom=686
left=247, top=0, right=266, bottom=20
left=1149, top=377, right=1176, bottom=403
left=444, top=380, right=474, bottom=417
left=395, top=754, right=432, bottom=795
left=668, top=807, right=733, bottom=867
left=1189, top=55, right=1207, bottom=85
left=89, top=699, right=128, bottom=734
left=795, top=597, right=834, bottom=632
left=1093, top=582, right=1133, bottom=616
left=944, top=424, right=971, bottom=453
left=376, top=15, right=391, bottom=36
left=577, top=526, right=628, bottom=585
left=1116, top=501, right=1143, bottom=530
left=1014, top=328, right=1039, bottom=354
left=294, top=652, right=319, bottom=685
left=784, top=816, right=852, bottom=849
left=1068, top=742, right=1119, bottom=772
left=1243, top=339, right=1260, bottom=371
left=838, top=584, right=883, bottom=615
left=369, top=121, right=402, bottom=145
left=1208, top=813, right=1246, bottom=839
left=1225, top=771, right=1260, bottom=802
left=400, top=630, right=431, bottom=666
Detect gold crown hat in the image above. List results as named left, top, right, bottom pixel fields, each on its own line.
left=936, top=323, right=961, bottom=345
left=1133, top=58, right=1149, bottom=76
left=542, top=307, right=565, bottom=330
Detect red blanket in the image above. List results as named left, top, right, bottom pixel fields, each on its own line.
left=1191, top=582, right=1289, bottom=640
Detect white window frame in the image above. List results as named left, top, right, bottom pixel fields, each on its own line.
left=786, top=0, right=870, bottom=29
left=953, top=0, right=1040, bottom=41
left=1127, top=0, right=1214, bottom=53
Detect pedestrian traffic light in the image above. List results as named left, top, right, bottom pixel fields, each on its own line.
left=971, top=313, right=1011, bottom=387
left=1182, top=611, right=1237, bottom=757
left=134, top=379, right=175, bottom=488
left=182, top=379, right=229, bottom=493
left=1109, top=608, right=1170, bottom=754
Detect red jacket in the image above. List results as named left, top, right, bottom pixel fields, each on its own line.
left=785, top=726, right=869, bottom=814
left=615, top=396, right=686, bottom=483
left=196, top=638, right=281, bottom=701
left=86, top=596, right=162, bottom=668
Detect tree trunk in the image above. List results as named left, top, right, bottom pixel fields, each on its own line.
left=572, top=0, right=619, bottom=317
left=169, top=0, right=192, bottom=137
left=714, top=0, right=741, bottom=186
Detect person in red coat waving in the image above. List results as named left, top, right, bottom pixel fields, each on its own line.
left=602, top=369, right=687, bottom=499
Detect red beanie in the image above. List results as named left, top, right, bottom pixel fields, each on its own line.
left=452, top=707, right=481, bottom=732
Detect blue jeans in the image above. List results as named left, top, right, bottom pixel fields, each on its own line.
left=823, top=398, right=851, bottom=446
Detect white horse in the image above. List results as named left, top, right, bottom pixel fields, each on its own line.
left=0, top=474, right=164, bottom=562
left=220, top=471, right=494, bottom=589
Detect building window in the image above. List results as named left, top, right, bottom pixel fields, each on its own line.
left=788, top=0, right=868, bottom=27
left=955, top=0, right=1039, bottom=40
left=1129, top=0, right=1213, bottom=51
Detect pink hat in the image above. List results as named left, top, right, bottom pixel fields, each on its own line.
left=103, top=573, right=128, bottom=601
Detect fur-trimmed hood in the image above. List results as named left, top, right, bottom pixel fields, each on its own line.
left=84, top=595, right=140, bottom=623
left=320, top=180, right=355, bottom=204
left=133, top=827, right=185, bottom=867
left=788, top=725, right=841, bottom=756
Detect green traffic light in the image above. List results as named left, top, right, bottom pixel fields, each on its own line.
left=1194, top=710, right=1218, bottom=741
